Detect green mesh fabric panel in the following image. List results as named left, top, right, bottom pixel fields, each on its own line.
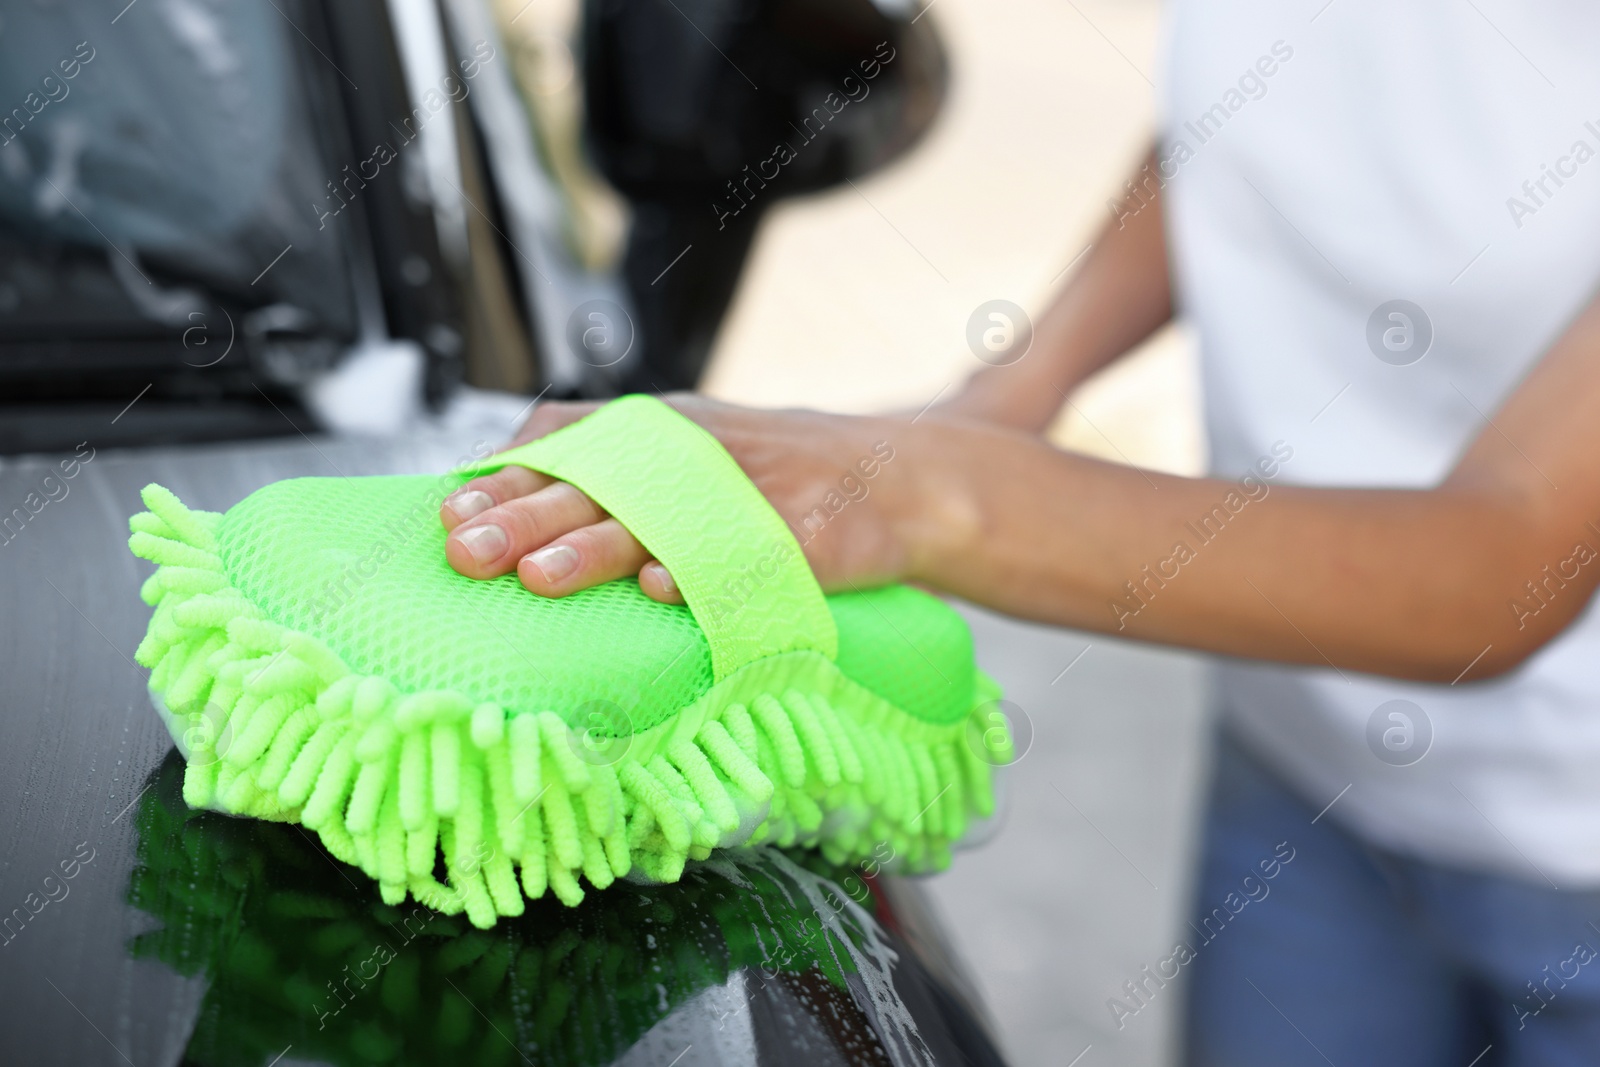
left=220, top=476, right=711, bottom=734
left=827, top=586, right=975, bottom=727
left=218, top=475, right=973, bottom=731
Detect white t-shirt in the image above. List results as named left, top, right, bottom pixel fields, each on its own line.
left=1158, top=0, right=1600, bottom=884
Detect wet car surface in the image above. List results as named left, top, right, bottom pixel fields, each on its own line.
left=0, top=420, right=1006, bottom=1067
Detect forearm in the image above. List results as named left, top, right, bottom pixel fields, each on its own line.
left=894, top=420, right=1584, bottom=682
left=466, top=294, right=1600, bottom=680
left=940, top=147, right=1174, bottom=433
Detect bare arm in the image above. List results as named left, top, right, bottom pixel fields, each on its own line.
left=936, top=145, right=1173, bottom=433
left=441, top=288, right=1600, bottom=684
left=899, top=291, right=1600, bottom=681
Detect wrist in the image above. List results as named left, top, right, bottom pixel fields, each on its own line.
left=935, top=375, right=1031, bottom=430
left=883, top=420, right=984, bottom=589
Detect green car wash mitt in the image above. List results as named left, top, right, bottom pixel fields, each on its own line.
left=128, top=395, right=1008, bottom=927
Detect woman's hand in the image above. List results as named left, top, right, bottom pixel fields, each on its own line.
left=439, top=394, right=925, bottom=603
left=435, top=144, right=1174, bottom=608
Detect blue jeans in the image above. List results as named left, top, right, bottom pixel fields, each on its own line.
left=1182, top=732, right=1600, bottom=1067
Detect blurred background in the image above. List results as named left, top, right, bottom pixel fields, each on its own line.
left=0, top=0, right=1209, bottom=1063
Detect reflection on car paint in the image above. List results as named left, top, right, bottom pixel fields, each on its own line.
left=125, top=752, right=953, bottom=1066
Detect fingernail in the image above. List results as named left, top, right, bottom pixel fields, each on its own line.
left=643, top=561, right=676, bottom=595
left=447, top=490, right=493, bottom=521
left=527, top=544, right=579, bottom=584
left=456, top=524, right=507, bottom=565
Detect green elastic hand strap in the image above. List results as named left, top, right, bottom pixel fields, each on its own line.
left=461, top=395, right=838, bottom=680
